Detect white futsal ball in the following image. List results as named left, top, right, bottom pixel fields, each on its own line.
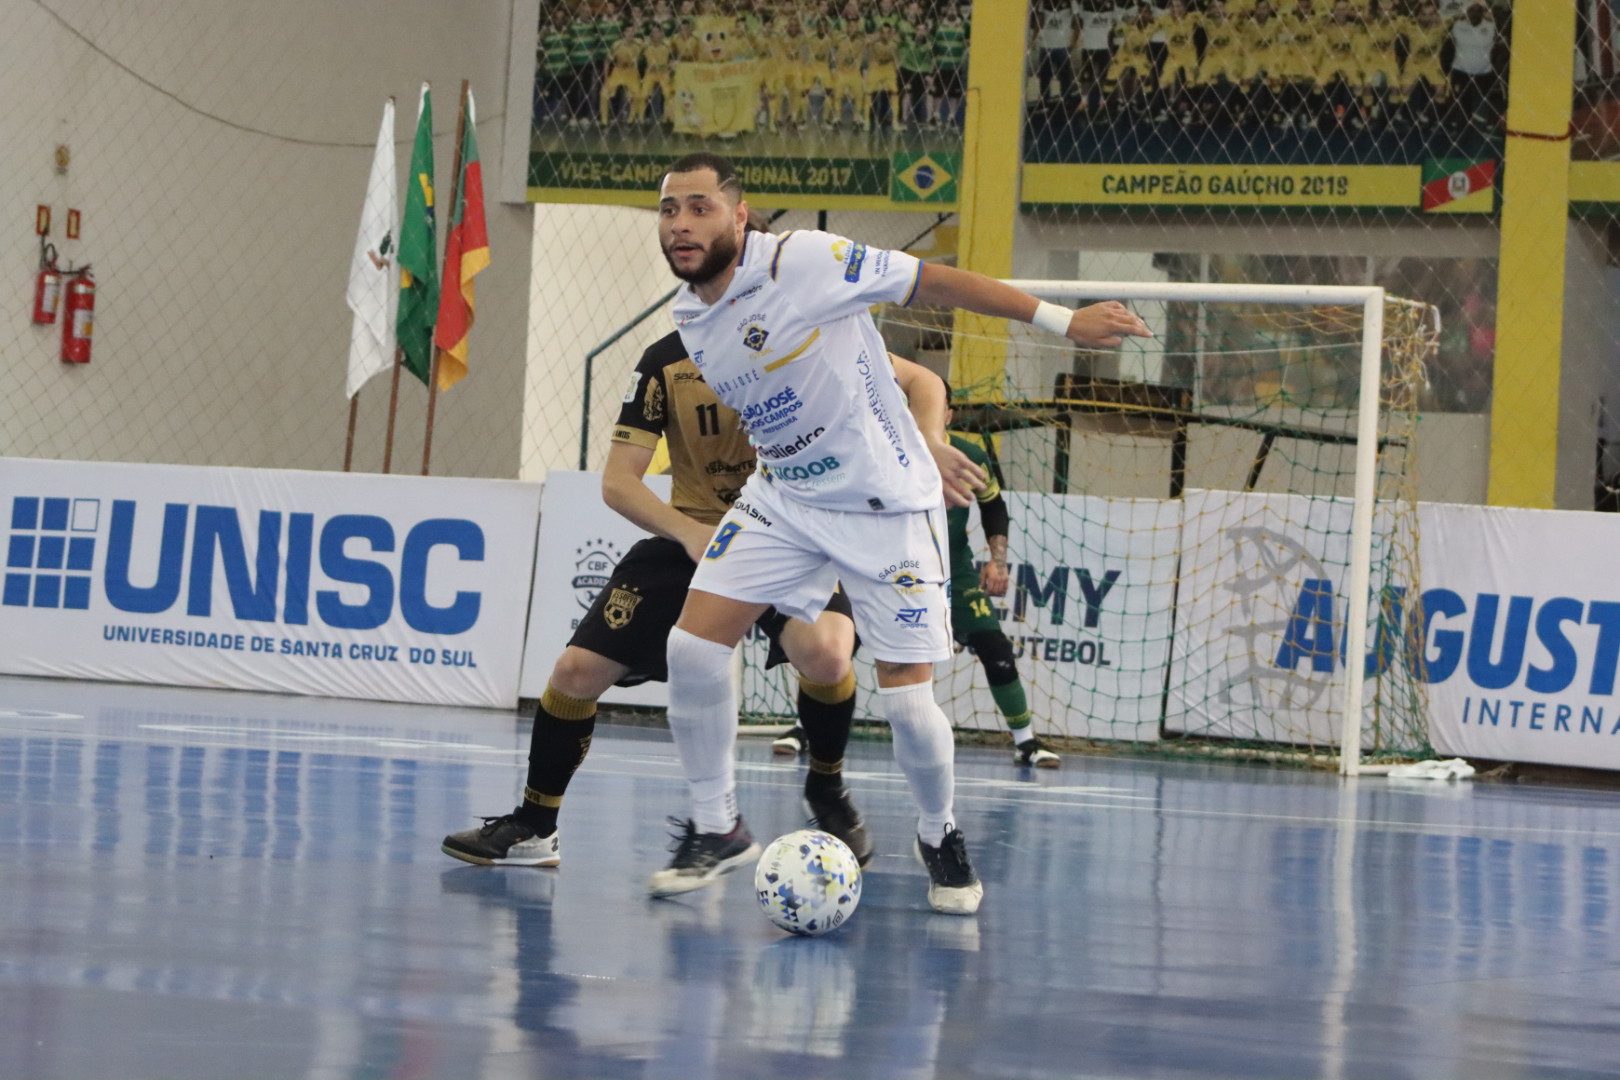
left=754, top=829, right=862, bottom=937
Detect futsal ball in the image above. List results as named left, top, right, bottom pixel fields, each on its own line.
left=754, top=829, right=862, bottom=937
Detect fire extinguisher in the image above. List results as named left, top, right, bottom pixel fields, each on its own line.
left=61, top=267, right=94, bottom=364
left=32, top=243, right=61, bottom=325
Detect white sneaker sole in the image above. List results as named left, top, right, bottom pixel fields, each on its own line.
left=913, top=839, right=984, bottom=915
left=647, top=841, right=762, bottom=898
left=927, top=880, right=985, bottom=915
left=440, top=834, right=560, bottom=868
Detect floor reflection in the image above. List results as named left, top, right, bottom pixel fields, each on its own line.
left=3, top=676, right=1620, bottom=1079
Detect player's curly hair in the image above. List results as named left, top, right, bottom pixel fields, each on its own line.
left=665, top=152, right=743, bottom=202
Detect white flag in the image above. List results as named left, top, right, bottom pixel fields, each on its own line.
left=346, top=99, right=398, bottom=399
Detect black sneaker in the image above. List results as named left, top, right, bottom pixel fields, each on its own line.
left=442, top=812, right=561, bottom=867
left=805, top=782, right=875, bottom=866
left=772, top=726, right=806, bottom=755
left=647, top=816, right=761, bottom=897
left=914, top=828, right=984, bottom=915
left=1013, top=736, right=1061, bottom=769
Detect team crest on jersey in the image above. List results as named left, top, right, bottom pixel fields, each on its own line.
left=603, top=586, right=642, bottom=630
left=743, top=325, right=769, bottom=351
left=643, top=377, right=665, bottom=422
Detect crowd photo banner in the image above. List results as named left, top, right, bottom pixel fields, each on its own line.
left=1419, top=503, right=1620, bottom=770
left=0, top=458, right=542, bottom=709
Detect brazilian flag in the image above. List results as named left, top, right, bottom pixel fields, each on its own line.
left=891, top=152, right=958, bottom=204
left=397, top=84, right=439, bottom=385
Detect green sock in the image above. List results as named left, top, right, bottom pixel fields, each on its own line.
left=990, top=678, right=1033, bottom=743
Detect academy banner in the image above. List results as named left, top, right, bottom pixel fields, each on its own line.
left=0, top=457, right=542, bottom=708
left=927, top=492, right=1180, bottom=740
left=738, top=491, right=1179, bottom=740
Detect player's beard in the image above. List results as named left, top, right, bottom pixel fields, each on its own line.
left=662, top=228, right=741, bottom=286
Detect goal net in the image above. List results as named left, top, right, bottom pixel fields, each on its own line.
left=740, top=278, right=1438, bottom=771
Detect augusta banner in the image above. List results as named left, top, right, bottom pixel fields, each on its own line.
left=1166, top=488, right=1411, bottom=746
left=1420, top=503, right=1620, bottom=770
left=0, top=458, right=541, bottom=708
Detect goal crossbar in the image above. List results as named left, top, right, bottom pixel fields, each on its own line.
left=1003, top=279, right=1388, bottom=777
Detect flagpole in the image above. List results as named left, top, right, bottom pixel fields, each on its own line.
left=343, top=394, right=359, bottom=471
left=383, top=346, right=403, bottom=473
left=423, top=78, right=470, bottom=477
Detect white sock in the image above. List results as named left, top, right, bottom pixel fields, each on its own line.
left=878, top=682, right=957, bottom=843
left=665, top=627, right=740, bottom=834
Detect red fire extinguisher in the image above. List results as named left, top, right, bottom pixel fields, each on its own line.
left=32, top=243, right=61, bottom=325
left=61, top=268, right=94, bottom=364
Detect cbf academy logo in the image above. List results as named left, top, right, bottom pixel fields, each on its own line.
left=573, top=538, right=622, bottom=611
left=4, top=496, right=100, bottom=610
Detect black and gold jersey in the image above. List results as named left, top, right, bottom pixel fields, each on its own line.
left=611, top=331, right=756, bottom=525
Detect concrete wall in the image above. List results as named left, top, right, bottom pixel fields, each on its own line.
left=0, top=0, right=532, bottom=478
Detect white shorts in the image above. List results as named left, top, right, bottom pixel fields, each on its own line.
left=689, top=478, right=953, bottom=664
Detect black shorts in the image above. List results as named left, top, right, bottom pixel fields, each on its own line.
left=566, top=536, right=855, bottom=687
left=937, top=68, right=965, bottom=98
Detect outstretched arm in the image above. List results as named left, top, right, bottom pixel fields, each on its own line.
left=911, top=262, right=1153, bottom=348
left=891, top=354, right=985, bottom=508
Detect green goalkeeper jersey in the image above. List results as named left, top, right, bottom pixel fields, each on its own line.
left=945, top=433, right=1001, bottom=583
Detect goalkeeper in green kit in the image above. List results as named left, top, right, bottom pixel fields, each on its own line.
left=943, top=389, right=1059, bottom=768
left=777, top=380, right=1061, bottom=767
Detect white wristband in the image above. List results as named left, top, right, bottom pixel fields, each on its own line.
left=1031, top=301, right=1074, bottom=337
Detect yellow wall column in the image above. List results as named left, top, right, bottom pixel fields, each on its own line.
left=950, top=0, right=1029, bottom=400
left=1488, top=0, right=1576, bottom=507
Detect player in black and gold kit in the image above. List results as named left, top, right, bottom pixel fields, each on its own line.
left=444, top=238, right=873, bottom=871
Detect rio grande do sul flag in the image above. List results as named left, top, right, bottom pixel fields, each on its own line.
left=1421, top=159, right=1497, bottom=213
left=432, top=89, right=489, bottom=392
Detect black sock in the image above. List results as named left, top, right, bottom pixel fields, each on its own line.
left=798, top=671, right=855, bottom=793
left=515, top=683, right=597, bottom=835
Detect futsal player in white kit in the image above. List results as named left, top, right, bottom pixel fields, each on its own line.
left=649, top=153, right=1151, bottom=914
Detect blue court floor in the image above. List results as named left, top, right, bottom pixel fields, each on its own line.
left=4, top=674, right=1620, bottom=1079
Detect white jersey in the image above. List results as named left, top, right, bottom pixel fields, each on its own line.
left=670, top=229, right=941, bottom=514
left=1078, top=8, right=1118, bottom=50
left=1448, top=18, right=1495, bottom=75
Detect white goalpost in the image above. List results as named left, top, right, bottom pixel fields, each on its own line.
left=742, top=278, right=1432, bottom=774
left=1005, top=280, right=1394, bottom=777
